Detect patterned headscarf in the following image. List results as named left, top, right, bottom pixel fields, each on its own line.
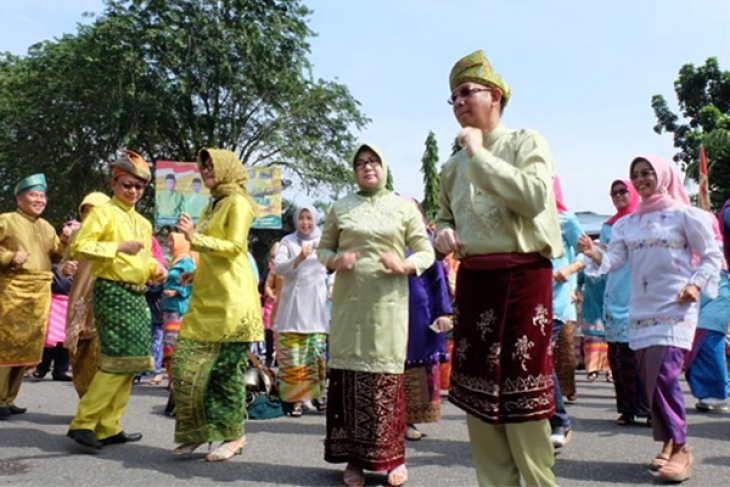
left=449, top=50, right=512, bottom=106
left=110, top=149, right=152, bottom=182
left=631, top=155, right=690, bottom=215
left=197, top=148, right=250, bottom=200
left=353, top=143, right=390, bottom=197
left=605, top=179, right=639, bottom=226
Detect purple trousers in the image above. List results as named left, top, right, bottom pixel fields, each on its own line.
left=636, top=346, right=686, bottom=444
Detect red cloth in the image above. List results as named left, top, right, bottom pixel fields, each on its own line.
left=449, top=257, right=555, bottom=424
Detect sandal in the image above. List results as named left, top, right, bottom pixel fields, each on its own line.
left=290, top=402, right=303, bottom=417
left=173, top=442, right=209, bottom=455
left=313, top=397, right=327, bottom=411
left=149, top=374, right=164, bottom=386
left=343, top=463, right=366, bottom=487
left=616, top=414, right=635, bottom=426
left=650, top=440, right=673, bottom=472
left=606, top=372, right=614, bottom=383
left=586, top=371, right=599, bottom=381
left=657, top=445, right=693, bottom=482
left=405, top=424, right=422, bottom=441
left=387, top=465, right=408, bottom=486
left=206, top=438, right=247, bottom=462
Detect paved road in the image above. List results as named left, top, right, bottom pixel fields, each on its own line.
left=1, top=374, right=729, bottom=486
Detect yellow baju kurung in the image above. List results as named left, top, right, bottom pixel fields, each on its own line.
left=173, top=148, right=262, bottom=444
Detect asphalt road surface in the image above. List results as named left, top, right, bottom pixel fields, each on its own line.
left=1, top=374, right=729, bottom=486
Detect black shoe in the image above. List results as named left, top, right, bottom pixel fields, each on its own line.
left=164, top=394, right=176, bottom=417
left=52, top=373, right=73, bottom=382
left=100, top=431, right=143, bottom=446
left=67, top=429, right=103, bottom=450
left=0, top=407, right=11, bottom=420
left=8, top=405, right=26, bottom=415
left=32, top=369, right=49, bottom=379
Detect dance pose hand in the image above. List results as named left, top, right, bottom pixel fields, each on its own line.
left=118, top=240, right=145, bottom=255
left=329, top=252, right=359, bottom=272
left=576, top=234, right=593, bottom=253
left=554, top=266, right=572, bottom=283
left=572, top=288, right=583, bottom=304
left=430, top=316, right=454, bottom=334
left=60, top=224, right=75, bottom=244
left=61, top=260, right=78, bottom=277
left=677, top=284, right=700, bottom=304
left=296, top=244, right=314, bottom=264
left=177, top=213, right=195, bottom=242
left=150, top=263, right=168, bottom=286
left=459, top=127, right=484, bottom=158
left=434, top=228, right=463, bottom=255
left=180, top=271, right=195, bottom=286
left=379, top=253, right=415, bottom=274
left=162, top=290, right=178, bottom=297
left=11, top=251, right=29, bottom=266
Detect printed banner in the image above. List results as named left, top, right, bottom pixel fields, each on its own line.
left=155, top=161, right=282, bottom=229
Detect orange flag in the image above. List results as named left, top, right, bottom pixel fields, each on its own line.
left=699, top=145, right=711, bottom=210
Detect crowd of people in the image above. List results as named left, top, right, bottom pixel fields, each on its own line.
left=1, top=48, right=729, bottom=487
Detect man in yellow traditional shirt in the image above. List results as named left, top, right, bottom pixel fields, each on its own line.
left=67, top=150, right=167, bottom=450
left=156, top=173, right=185, bottom=221
left=434, top=50, right=562, bottom=486
left=184, top=177, right=209, bottom=222
left=0, top=174, right=71, bottom=420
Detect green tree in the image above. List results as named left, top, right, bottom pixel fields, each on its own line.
left=652, top=56, right=730, bottom=208
left=0, top=0, right=367, bottom=225
left=420, top=131, right=440, bottom=222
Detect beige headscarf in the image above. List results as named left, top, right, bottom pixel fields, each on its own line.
left=198, top=148, right=249, bottom=199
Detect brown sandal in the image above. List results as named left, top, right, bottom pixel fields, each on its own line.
left=657, top=445, right=693, bottom=482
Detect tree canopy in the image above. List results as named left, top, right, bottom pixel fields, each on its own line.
left=652, top=56, right=730, bottom=208
left=0, top=0, right=367, bottom=225
left=420, top=131, right=440, bottom=222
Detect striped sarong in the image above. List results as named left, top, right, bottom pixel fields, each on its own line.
left=276, top=332, right=327, bottom=403
left=45, top=294, right=69, bottom=347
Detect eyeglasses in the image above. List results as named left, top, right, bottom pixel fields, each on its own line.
left=120, top=181, right=146, bottom=192
left=630, top=169, right=656, bottom=181
left=354, top=157, right=382, bottom=170
left=448, top=87, right=491, bottom=106
left=610, top=188, right=629, bottom=197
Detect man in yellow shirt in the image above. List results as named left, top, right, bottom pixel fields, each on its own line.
left=435, top=50, right=562, bottom=487
left=184, top=177, right=209, bottom=222
left=0, top=174, right=71, bottom=420
left=67, top=150, right=167, bottom=450
left=156, top=173, right=185, bottom=221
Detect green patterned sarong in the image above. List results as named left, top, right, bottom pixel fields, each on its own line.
left=93, top=279, right=154, bottom=374
left=172, top=340, right=248, bottom=443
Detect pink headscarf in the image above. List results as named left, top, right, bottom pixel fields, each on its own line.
left=605, top=179, right=640, bottom=226
left=631, top=155, right=690, bottom=215
left=151, top=237, right=166, bottom=267
left=710, top=213, right=723, bottom=243
left=553, top=175, right=568, bottom=213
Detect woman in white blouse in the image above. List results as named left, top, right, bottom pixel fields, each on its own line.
left=579, top=155, right=722, bottom=483
left=273, top=205, right=329, bottom=417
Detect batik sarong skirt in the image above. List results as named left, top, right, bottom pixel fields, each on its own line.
left=405, top=363, right=441, bottom=424
left=449, top=257, right=555, bottom=424
left=172, top=340, right=249, bottom=443
left=94, top=279, right=154, bottom=374
left=276, top=332, right=327, bottom=403
left=0, top=272, right=52, bottom=366
left=325, top=369, right=406, bottom=471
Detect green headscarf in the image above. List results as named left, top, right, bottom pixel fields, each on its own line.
left=197, top=148, right=249, bottom=200
left=353, top=143, right=390, bottom=197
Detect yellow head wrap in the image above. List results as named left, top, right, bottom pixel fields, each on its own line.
left=449, top=50, right=511, bottom=106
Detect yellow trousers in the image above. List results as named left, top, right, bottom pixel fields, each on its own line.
left=69, top=371, right=134, bottom=440
left=69, top=338, right=100, bottom=398
left=0, top=366, right=26, bottom=407
left=467, top=414, right=556, bottom=487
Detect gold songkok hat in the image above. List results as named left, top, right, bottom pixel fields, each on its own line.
left=449, top=50, right=511, bottom=106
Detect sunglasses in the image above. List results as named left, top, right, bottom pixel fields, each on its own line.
left=448, top=87, right=491, bottom=105
left=610, top=188, right=629, bottom=197
left=119, top=181, right=146, bottom=192
left=630, top=169, right=656, bottom=181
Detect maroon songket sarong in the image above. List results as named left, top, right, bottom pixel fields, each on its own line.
left=449, top=253, right=555, bottom=424
left=325, top=369, right=406, bottom=471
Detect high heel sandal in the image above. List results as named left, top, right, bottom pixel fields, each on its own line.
left=172, top=442, right=210, bottom=455
left=586, top=371, right=599, bottom=381
left=205, top=438, right=247, bottom=462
